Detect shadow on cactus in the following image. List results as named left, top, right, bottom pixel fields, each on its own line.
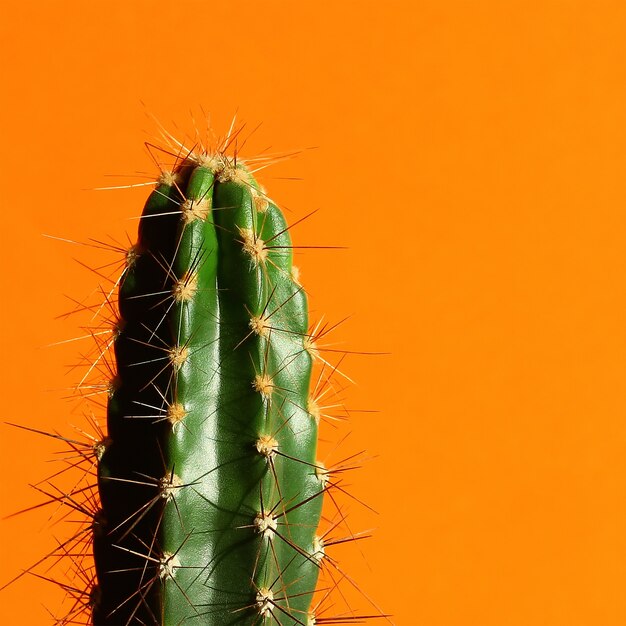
left=2, top=121, right=389, bottom=625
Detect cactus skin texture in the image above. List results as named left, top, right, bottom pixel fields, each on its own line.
left=93, top=153, right=324, bottom=625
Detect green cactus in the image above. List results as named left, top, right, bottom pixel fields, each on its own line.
left=1, top=128, right=386, bottom=626
left=93, top=151, right=325, bottom=625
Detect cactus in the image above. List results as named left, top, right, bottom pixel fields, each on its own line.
left=2, top=126, right=386, bottom=626
left=91, top=147, right=326, bottom=625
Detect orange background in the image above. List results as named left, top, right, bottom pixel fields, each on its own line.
left=2, top=1, right=626, bottom=624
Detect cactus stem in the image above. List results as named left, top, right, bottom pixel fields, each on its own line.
left=4, top=125, right=386, bottom=625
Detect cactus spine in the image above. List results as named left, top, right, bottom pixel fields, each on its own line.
left=94, top=151, right=324, bottom=625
